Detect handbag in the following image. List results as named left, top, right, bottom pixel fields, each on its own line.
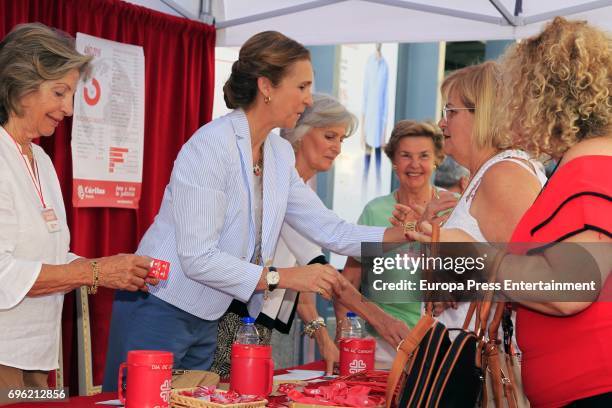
left=481, top=304, right=529, bottom=408
left=385, top=224, right=525, bottom=407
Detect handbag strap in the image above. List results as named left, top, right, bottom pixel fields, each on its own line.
left=479, top=250, right=507, bottom=338
left=385, top=315, right=436, bottom=408
left=424, top=223, right=441, bottom=313
left=488, top=302, right=505, bottom=341
left=462, top=303, right=477, bottom=330
left=386, top=223, right=441, bottom=408
left=461, top=250, right=507, bottom=338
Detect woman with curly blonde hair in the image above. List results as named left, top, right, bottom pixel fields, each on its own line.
left=403, top=18, right=611, bottom=407
left=497, top=17, right=612, bottom=407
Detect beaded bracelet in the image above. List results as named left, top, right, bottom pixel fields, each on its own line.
left=87, top=261, right=100, bottom=295
left=302, top=317, right=326, bottom=338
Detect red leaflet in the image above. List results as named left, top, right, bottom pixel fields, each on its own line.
left=148, top=258, right=170, bottom=280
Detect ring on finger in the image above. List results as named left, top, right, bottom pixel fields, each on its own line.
left=403, top=221, right=417, bottom=234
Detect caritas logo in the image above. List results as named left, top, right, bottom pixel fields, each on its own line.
left=349, top=359, right=367, bottom=374
left=159, top=379, right=171, bottom=405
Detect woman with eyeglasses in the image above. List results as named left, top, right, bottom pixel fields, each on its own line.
left=405, top=61, right=547, bottom=322
left=395, top=61, right=546, bottom=406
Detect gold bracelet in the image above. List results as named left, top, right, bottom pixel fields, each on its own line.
left=302, top=317, right=326, bottom=338
left=87, top=261, right=100, bottom=295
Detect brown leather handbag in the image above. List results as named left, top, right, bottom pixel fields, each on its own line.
left=385, top=224, right=524, bottom=407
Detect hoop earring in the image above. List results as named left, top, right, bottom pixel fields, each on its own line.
left=392, top=164, right=398, bottom=170
left=264, top=95, right=271, bottom=104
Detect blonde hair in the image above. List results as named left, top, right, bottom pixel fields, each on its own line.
left=384, top=120, right=445, bottom=164
left=498, top=17, right=612, bottom=158
left=440, top=61, right=510, bottom=151
left=0, top=23, right=92, bottom=124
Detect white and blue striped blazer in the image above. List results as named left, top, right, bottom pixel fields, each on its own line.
left=138, top=109, right=385, bottom=320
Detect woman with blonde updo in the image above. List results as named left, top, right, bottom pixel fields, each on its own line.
left=104, top=31, right=406, bottom=390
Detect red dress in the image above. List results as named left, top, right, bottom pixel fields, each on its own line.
left=510, top=155, right=612, bottom=408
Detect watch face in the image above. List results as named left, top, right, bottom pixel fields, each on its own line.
left=267, top=271, right=280, bottom=285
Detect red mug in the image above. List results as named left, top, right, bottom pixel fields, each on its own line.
left=339, top=338, right=376, bottom=376
left=230, top=344, right=274, bottom=396
left=118, top=350, right=173, bottom=408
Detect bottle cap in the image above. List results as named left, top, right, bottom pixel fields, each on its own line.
left=346, top=311, right=357, bottom=318
left=242, top=317, right=255, bottom=324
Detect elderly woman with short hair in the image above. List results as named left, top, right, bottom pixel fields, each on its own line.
left=335, top=119, right=448, bottom=366
left=210, top=93, right=357, bottom=377
left=0, top=23, right=154, bottom=391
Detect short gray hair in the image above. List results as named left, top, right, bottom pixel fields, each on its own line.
left=434, top=157, right=470, bottom=188
left=280, top=93, right=357, bottom=149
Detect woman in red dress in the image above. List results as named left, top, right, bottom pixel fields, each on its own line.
left=496, top=17, right=612, bottom=408
left=405, top=17, right=611, bottom=407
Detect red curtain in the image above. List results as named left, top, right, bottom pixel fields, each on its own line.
left=0, top=0, right=215, bottom=392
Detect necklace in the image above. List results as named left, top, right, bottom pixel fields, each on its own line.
left=253, top=159, right=263, bottom=176
left=394, top=187, right=437, bottom=210
left=253, top=144, right=264, bottom=176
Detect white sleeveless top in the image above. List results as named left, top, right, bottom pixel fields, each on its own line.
left=444, top=149, right=547, bottom=239
left=438, top=150, right=547, bottom=334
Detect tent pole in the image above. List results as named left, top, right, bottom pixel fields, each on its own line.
left=160, top=0, right=200, bottom=21
left=523, top=0, right=612, bottom=24
left=199, top=0, right=214, bottom=25
left=216, top=0, right=348, bottom=29
left=489, top=0, right=518, bottom=25
left=362, top=0, right=505, bottom=25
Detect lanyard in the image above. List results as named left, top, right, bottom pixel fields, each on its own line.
left=7, top=133, right=47, bottom=208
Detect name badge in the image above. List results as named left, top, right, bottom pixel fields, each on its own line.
left=41, top=208, right=61, bottom=233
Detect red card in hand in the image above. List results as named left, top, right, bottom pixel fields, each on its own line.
left=149, top=259, right=170, bottom=280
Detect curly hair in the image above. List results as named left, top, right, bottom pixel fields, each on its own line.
left=498, top=17, right=612, bottom=158
left=384, top=120, right=445, bottom=164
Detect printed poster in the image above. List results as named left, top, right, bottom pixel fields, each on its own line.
left=71, top=33, right=145, bottom=208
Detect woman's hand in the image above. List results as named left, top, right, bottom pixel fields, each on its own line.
left=280, top=264, right=345, bottom=300
left=315, top=330, right=339, bottom=375
left=404, top=222, right=476, bottom=243
left=390, top=192, right=458, bottom=229
left=431, top=301, right=457, bottom=317
left=371, top=314, right=410, bottom=348
left=97, top=254, right=155, bottom=291
left=416, top=191, right=458, bottom=225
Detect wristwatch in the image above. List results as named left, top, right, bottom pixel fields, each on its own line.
left=266, top=266, right=280, bottom=291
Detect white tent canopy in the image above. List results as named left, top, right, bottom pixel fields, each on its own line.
left=129, top=0, right=612, bottom=46
left=213, top=0, right=612, bottom=46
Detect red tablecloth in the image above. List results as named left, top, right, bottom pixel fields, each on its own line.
left=3, top=391, right=116, bottom=407
left=5, top=361, right=327, bottom=407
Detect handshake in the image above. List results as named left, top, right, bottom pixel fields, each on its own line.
left=273, top=263, right=350, bottom=300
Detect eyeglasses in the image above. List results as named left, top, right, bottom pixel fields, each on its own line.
left=441, top=105, right=475, bottom=120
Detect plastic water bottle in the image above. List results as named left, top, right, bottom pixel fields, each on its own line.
left=235, top=316, right=259, bottom=344
left=340, top=312, right=363, bottom=339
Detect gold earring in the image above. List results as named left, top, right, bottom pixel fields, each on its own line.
left=264, top=95, right=271, bottom=104
left=392, top=164, right=398, bottom=170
